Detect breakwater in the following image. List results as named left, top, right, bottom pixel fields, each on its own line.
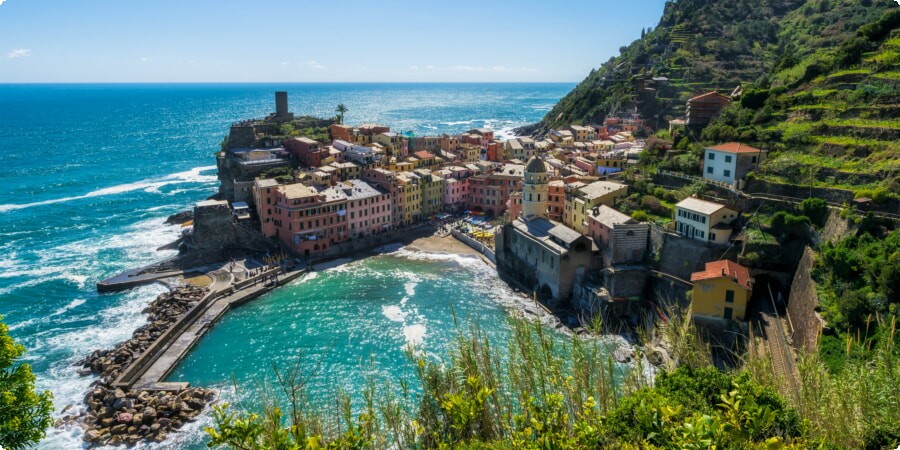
left=72, top=265, right=307, bottom=446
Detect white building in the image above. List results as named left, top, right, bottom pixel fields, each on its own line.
left=703, top=142, right=766, bottom=188
left=674, top=197, right=739, bottom=245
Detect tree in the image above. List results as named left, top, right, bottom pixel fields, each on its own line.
left=1, top=315, right=53, bottom=449
left=335, top=103, right=348, bottom=125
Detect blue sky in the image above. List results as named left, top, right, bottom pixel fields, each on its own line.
left=0, top=0, right=667, bottom=83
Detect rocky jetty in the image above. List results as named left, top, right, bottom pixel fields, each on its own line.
left=68, top=286, right=216, bottom=446
left=164, top=210, right=193, bottom=225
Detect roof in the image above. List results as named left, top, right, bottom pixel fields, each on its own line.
left=588, top=205, right=636, bottom=227
left=579, top=180, right=627, bottom=200
left=196, top=199, right=228, bottom=208
left=525, top=157, right=547, bottom=174
left=232, top=201, right=250, bottom=209
left=340, top=179, right=386, bottom=200
left=255, top=178, right=279, bottom=188
left=688, top=91, right=732, bottom=102
left=511, top=217, right=587, bottom=254
left=279, top=183, right=316, bottom=200
left=691, top=260, right=753, bottom=290
left=295, top=137, right=319, bottom=144
left=676, top=197, right=732, bottom=216
left=706, top=142, right=765, bottom=154
left=414, top=151, right=436, bottom=159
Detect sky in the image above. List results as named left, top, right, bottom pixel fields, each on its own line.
left=0, top=0, right=668, bottom=83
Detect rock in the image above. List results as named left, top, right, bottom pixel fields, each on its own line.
left=143, top=407, right=157, bottom=421
left=110, top=424, right=127, bottom=435
left=157, top=418, right=170, bottom=429
left=117, top=412, right=133, bottom=424
left=150, top=423, right=160, bottom=432
left=113, top=388, right=126, bottom=399
left=153, top=430, right=168, bottom=442
left=132, top=413, right=144, bottom=425
left=101, top=417, right=115, bottom=427
left=83, top=429, right=102, bottom=443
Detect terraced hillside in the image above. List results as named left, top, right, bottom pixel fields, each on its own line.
left=543, top=0, right=898, bottom=196
left=705, top=5, right=900, bottom=196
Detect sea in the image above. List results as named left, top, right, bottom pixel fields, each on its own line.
left=0, top=82, right=606, bottom=449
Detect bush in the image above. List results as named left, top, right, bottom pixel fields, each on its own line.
left=632, top=210, right=650, bottom=222
left=800, top=198, right=829, bottom=227
left=770, top=211, right=811, bottom=240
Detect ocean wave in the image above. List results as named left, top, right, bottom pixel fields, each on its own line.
left=0, top=165, right=217, bottom=213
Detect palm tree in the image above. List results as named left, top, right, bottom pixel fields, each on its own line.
left=335, top=103, right=348, bottom=124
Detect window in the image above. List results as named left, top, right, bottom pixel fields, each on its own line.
left=751, top=156, right=757, bottom=163
left=725, top=155, right=732, bottom=163
left=707, top=152, right=715, bottom=160
left=707, top=166, right=713, bottom=174
left=723, top=169, right=731, bottom=178
left=725, top=290, right=734, bottom=303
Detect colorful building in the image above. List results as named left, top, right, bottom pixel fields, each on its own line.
left=674, top=197, right=738, bottom=245
left=703, top=142, right=766, bottom=188
left=340, top=179, right=393, bottom=239
left=690, top=260, right=754, bottom=321
left=563, top=180, right=629, bottom=234
left=259, top=183, right=348, bottom=258
left=466, top=163, right=524, bottom=217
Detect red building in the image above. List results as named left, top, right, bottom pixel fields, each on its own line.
left=686, top=92, right=732, bottom=128
left=285, top=137, right=328, bottom=168
left=466, top=163, right=524, bottom=216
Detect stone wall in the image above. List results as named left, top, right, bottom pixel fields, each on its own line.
left=653, top=227, right=740, bottom=282
left=744, top=178, right=855, bottom=205
left=786, top=246, right=823, bottom=352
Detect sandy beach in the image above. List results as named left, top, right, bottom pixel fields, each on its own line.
left=405, top=233, right=481, bottom=256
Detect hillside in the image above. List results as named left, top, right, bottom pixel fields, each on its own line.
left=541, top=0, right=898, bottom=194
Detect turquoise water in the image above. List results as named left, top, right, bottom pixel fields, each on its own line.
left=0, top=83, right=574, bottom=448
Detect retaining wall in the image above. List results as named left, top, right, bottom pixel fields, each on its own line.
left=786, top=247, right=823, bottom=352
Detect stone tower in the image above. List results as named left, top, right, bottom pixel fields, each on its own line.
left=522, top=156, right=548, bottom=221
left=275, top=91, right=292, bottom=120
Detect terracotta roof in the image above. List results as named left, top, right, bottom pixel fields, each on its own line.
left=691, top=260, right=753, bottom=290
left=414, top=151, right=435, bottom=159
left=688, top=91, right=731, bottom=102
left=707, top=142, right=764, bottom=154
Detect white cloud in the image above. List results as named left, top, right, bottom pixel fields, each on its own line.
left=139, top=57, right=149, bottom=62
left=0, top=0, right=7, bottom=7
left=7, top=48, right=30, bottom=58
left=307, top=60, right=325, bottom=70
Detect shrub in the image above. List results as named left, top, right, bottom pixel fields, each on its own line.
left=799, top=198, right=829, bottom=227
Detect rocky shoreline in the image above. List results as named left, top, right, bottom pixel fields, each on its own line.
left=62, top=286, right=217, bottom=446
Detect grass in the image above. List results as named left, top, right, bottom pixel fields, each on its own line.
left=824, top=118, right=900, bottom=129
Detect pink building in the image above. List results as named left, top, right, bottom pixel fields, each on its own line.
left=507, top=191, right=522, bottom=219
left=362, top=168, right=403, bottom=227
left=574, top=156, right=596, bottom=176
left=258, top=183, right=348, bottom=258
left=466, top=163, right=524, bottom=217
left=442, top=177, right=469, bottom=211
left=340, top=179, right=393, bottom=239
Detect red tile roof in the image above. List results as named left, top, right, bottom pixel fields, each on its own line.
left=414, top=151, right=435, bottom=159
left=707, top=142, right=764, bottom=154
left=691, top=260, right=753, bottom=290
left=688, top=91, right=731, bottom=102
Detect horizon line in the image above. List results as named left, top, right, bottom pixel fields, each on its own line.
left=0, top=80, right=579, bottom=85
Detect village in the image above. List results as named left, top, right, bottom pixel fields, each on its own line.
left=195, top=90, right=767, bottom=346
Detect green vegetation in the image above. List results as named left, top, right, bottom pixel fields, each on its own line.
left=1, top=315, right=54, bottom=449
left=206, top=311, right=900, bottom=449
left=335, top=103, right=348, bottom=125
left=544, top=0, right=899, bottom=196
left=815, top=226, right=900, bottom=334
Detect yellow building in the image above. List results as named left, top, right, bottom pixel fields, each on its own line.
left=386, top=157, right=415, bottom=173
left=415, top=169, right=444, bottom=216
left=397, top=172, right=422, bottom=224
left=563, top=180, right=629, bottom=234
left=690, top=260, right=754, bottom=321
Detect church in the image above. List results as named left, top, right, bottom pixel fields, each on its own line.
left=494, top=157, right=595, bottom=305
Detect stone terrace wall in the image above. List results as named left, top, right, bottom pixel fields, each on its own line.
left=786, top=246, right=823, bottom=352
